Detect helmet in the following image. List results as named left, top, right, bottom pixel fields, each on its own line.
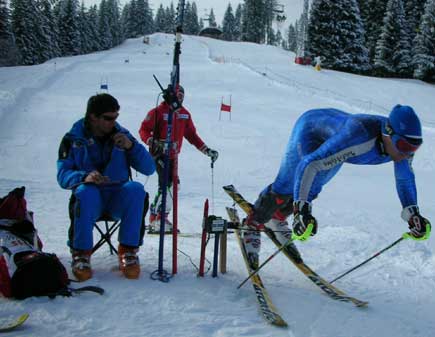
left=384, top=105, right=423, bottom=153
left=176, top=85, right=184, bottom=94
left=388, top=105, right=422, bottom=139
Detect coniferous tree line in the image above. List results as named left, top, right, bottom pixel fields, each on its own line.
left=0, top=0, right=205, bottom=66
left=1, top=0, right=433, bottom=83
left=285, top=0, right=434, bottom=82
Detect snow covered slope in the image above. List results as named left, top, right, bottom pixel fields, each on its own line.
left=0, top=33, right=434, bottom=337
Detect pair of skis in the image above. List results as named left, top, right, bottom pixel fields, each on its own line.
left=223, top=185, right=368, bottom=327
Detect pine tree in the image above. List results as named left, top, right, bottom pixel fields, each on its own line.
left=164, top=3, right=175, bottom=33
left=78, top=2, right=92, bottom=53
left=413, top=0, right=435, bottom=81
left=10, top=0, right=40, bottom=64
left=208, top=8, right=217, bottom=27
left=308, top=0, right=369, bottom=73
left=134, top=0, right=153, bottom=36
left=233, top=3, right=242, bottom=41
left=120, top=2, right=131, bottom=38
left=38, top=0, right=61, bottom=59
left=184, top=1, right=199, bottom=35
left=287, top=23, right=297, bottom=52
left=242, top=0, right=265, bottom=43
left=87, top=4, right=101, bottom=51
left=296, top=0, right=309, bottom=56
left=189, top=2, right=200, bottom=34
left=264, top=0, right=276, bottom=45
left=98, top=0, right=112, bottom=49
left=275, top=29, right=282, bottom=47
left=374, top=0, right=412, bottom=76
left=222, top=3, right=236, bottom=41
left=57, top=0, right=81, bottom=55
left=362, top=0, right=388, bottom=62
left=0, top=0, right=18, bottom=65
left=154, top=4, right=166, bottom=33
left=106, top=0, right=122, bottom=46
left=404, top=0, right=426, bottom=41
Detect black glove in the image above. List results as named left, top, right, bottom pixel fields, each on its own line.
left=402, top=206, right=431, bottom=240
left=162, top=85, right=181, bottom=110
left=147, top=137, right=165, bottom=156
left=408, top=215, right=431, bottom=239
left=203, top=147, right=219, bottom=162
left=292, top=201, right=317, bottom=240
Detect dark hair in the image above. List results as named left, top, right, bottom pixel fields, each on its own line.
left=85, top=94, right=120, bottom=120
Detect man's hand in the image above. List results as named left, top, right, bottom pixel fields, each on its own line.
left=84, top=171, right=110, bottom=185
left=203, top=147, right=219, bottom=163
left=408, top=214, right=431, bottom=240
left=402, top=205, right=431, bottom=240
left=147, top=137, right=165, bottom=154
left=292, top=200, right=318, bottom=241
left=113, top=133, right=133, bottom=150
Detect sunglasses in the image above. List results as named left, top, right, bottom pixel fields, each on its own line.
left=99, top=113, right=119, bottom=121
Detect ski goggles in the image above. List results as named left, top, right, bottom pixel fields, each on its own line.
left=391, top=134, right=422, bottom=154
left=384, top=122, right=422, bottom=154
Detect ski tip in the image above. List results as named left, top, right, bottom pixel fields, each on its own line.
left=356, top=300, right=369, bottom=308
left=18, top=313, right=29, bottom=323
left=0, top=313, right=29, bottom=332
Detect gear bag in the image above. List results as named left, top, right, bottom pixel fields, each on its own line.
left=0, top=187, right=70, bottom=299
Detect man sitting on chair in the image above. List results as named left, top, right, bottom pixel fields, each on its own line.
left=57, top=93, right=155, bottom=281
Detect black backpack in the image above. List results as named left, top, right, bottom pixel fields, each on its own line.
left=0, top=187, right=103, bottom=299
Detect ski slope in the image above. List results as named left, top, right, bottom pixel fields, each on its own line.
left=1, top=33, right=435, bottom=337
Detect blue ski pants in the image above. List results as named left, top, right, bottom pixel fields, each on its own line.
left=72, top=181, right=146, bottom=250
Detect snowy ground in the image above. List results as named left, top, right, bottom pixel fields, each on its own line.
left=1, top=33, right=435, bottom=337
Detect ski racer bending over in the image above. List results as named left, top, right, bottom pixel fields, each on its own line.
left=243, top=105, right=431, bottom=267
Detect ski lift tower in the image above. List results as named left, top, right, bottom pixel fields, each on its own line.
left=266, top=2, right=286, bottom=44
left=202, top=9, right=217, bottom=28
left=199, top=9, right=222, bottom=38
left=274, top=3, right=287, bottom=26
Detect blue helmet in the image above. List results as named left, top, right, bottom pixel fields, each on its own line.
left=388, top=105, right=422, bottom=140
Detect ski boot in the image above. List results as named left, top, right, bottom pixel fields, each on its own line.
left=118, top=244, right=140, bottom=279
left=148, top=213, right=174, bottom=234
left=265, top=218, right=302, bottom=263
left=71, top=249, right=93, bottom=282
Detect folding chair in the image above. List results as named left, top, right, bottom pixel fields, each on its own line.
left=68, top=193, right=149, bottom=255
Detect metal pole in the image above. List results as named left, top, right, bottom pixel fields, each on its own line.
left=329, top=236, right=405, bottom=284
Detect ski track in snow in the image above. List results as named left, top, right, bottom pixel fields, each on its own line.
left=1, top=33, right=435, bottom=337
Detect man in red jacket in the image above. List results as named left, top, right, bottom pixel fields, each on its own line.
left=139, top=85, right=218, bottom=233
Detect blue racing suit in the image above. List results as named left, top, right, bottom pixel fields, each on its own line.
left=271, top=108, right=418, bottom=208
left=57, top=119, right=156, bottom=250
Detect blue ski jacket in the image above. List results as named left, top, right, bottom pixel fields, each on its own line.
left=272, top=108, right=418, bottom=208
left=57, top=118, right=155, bottom=189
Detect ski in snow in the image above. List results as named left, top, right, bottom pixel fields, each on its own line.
left=0, top=313, right=29, bottom=332
left=223, top=184, right=368, bottom=308
left=226, top=206, right=288, bottom=327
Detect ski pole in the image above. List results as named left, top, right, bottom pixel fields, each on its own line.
left=237, top=239, right=293, bottom=289
left=210, top=159, right=215, bottom=214
left=329, top=235, right=407, bottom=284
